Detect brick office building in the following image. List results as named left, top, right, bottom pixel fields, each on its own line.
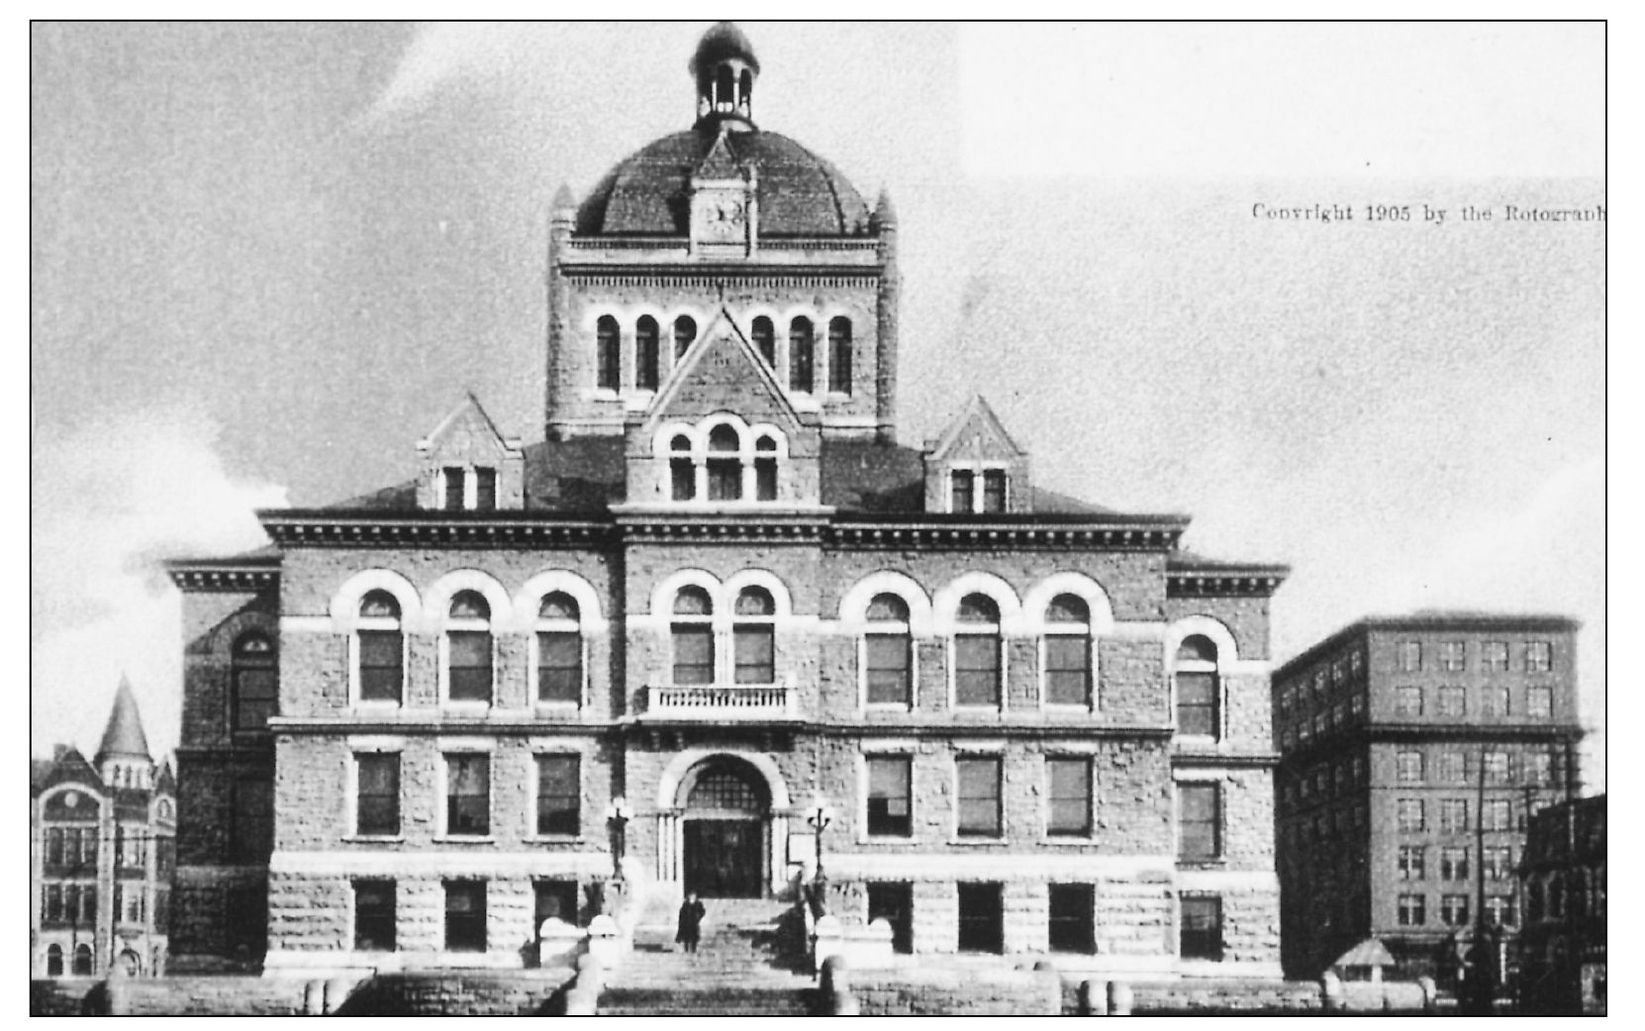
left=168, top=23, right=1287, bottom=977
left=30, top=679, right=177, bottom=979
left=1518, top=793, right=1605, bottom=1014
left=1271, top=614, right=1583, bottom=980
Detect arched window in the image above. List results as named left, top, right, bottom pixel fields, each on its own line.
left=828, top=316, right=853, bottom=394
left=789, top=317, right=814, bottom=392
left=865, top=593, right=913, bottom=706
left=674, top=315, right=698, bottom=361
left=45, top=944, right=63, bottom=977
left=738, top=68, right=753, bottom=115
left=232, top=632, right=277, bottom=733
left=447, top=591, right=493, bottom=704
left=596, top=315, right=620, bottom=390
left=72, top=943, right=93, bottom=976
left=751, top=316, right=776, bottom=367
left=1175, top=635, right=1220, bottom=738
left=670, top=433, right=696, bottom=501
left=707, top=424, right=742, bottom=501
left=672, top=587, right=715, bottom=685
left=734, top=587, right=776, bottom=684
left=954, top=594, right=1002, bottom=707
left=1043, top=594, right=1092, bottom=706
left=635, top=315, right=660, bottom=390
left=754, top=435, right=778, bottom=501
left=715, top=65, right=735, bottom=112
left=536, top=593, right=582, bottom=705
left=358, top=590, right=403, bottom=704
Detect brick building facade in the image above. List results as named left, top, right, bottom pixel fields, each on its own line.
left=168, top=23, right=1286, bottom=978
left=30, top=679, right=176, bottom=978
left=1271, top=614, right=1583, bottom=980
left=1518, top=793, right=1605, bottom=1013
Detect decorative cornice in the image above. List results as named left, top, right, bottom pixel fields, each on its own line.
left=1167, top=568, right=1288, bottom=598
left=259, top=512, right=613, bottom=550
left=828, top=521, right=1185, bottom=551
left=1172, top=749, right=1281, bottom=768
left=617, top=512, right=829, bottom=545
left=266, top=717, right=619, bottom=735
left=558, top=266, right=882, bottom=286
left=165, top=562, right=280, bottom=592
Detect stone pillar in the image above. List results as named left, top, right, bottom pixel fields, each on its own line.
left=1107, top=980, right=1133, bottom=1016
left=769, top=814, right=788, bottom=893
left=1320, top=971, right=1343, bottom=1012
left=1079, top=979, right=1108, bottom=1015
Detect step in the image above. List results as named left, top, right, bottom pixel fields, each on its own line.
left=598, top=985, right=817, bottom=1017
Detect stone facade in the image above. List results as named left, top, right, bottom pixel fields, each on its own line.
left=168, top=23, right=1286, bottom=980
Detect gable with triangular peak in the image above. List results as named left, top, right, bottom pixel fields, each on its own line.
left=641, top=307, right=808, bottom=443
left=923, top=395, right=1034, bottom=513
left=415, top=393, right=526, bottom=510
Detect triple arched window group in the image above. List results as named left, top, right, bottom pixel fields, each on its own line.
left=668, top=422, right=781, bottom=502
left=594, top=312, right=852, bottom=396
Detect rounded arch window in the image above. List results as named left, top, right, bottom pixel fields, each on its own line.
left=734, top=587, right=777, bottom=684
left=636, top=315, right=660, bottom=390
left=865, top=592, right=913, bottom=706
left=688, top=763, right=766, bottom=813
left=536, top=592, right=583, bottom=705
left=595, top=315, right=620, bottom=390
left=706, top=425, right=742, bottom=500
left=357, top=589, right=403, bottom=703
left=446, top=591, right=493, bottom=703
left=751, top=315, right=776, bottom=366
left=828, top=316, right=853, bottom=394
left=45, top=944, right=63, bottom=977
left=1177, top=634, right=1218, bottom=664
left=708, top=424, right=740, bottom=451
left=672, top=585, right=715, bottom=684
left=674, top=315, right=698, bottom=361
left=670, top=433, right=696, bottom=502
left=72, top=943, right=93, bottom=976
left=1044, top=593, right=1092, bottom=707
left=954, top=594, right=1002, bottom=707
left=232, top=631, right=277, bottom=733
left=789, top=317, right=815, bottom=392
left=1174, top=634, right=1220, bottom=738
left=957, top=594, right=1000, bottom=624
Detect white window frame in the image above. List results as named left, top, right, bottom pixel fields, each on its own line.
left=860, top=617, right=917, bottom=712
left=346, top=738, right=406, bottom=842
left=437, top=743, right=495, bottom=842
left=440, top=601, right=496, bottom=710
left=858, top=750, right=917, bottom=842
left=528, top=748, right=585, bottom=842
left=951, top=750, right=1007, bottom=844
left=946, top=462, right=1010, bottom=514
left=949, top=630, right=1006, bottom=712
left=530, top=603, right=586, bottom=711
left=1039, top=621, right=1094, bottom=712
left=1042, top=753, right=1096, bottom=841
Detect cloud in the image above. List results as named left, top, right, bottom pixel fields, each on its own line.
left=364, top=23, right=558, bottom=123
left=31, top=410, right=287, bottom=761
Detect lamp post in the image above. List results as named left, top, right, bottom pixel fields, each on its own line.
left=806, top=795, right=835, bottom=907
left=604, top=797, right=633, bottom=883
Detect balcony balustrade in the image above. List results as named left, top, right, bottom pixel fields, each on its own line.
left=645, top=682, right=797, bottom=719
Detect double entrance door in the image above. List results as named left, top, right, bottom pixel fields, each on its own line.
left=683, top=819, right=763, bottom=898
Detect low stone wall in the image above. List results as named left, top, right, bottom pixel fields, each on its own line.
left=337, top=968, right=577, bottom=1016
left=29, top=978, right=101, bottom=1016
left=112, top=977, right=315, bottom=1016
left=1072, top=976, right=1436, bottom=1015
left=842, top=967, right=1062, bottom=1016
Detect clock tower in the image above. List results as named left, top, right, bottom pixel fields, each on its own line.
left=689, top=131, right=757, bottom=258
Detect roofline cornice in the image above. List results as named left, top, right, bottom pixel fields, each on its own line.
left=165, top=559, right=281, bottom=592
left=1274, top=613, right=1583, bottom=680
left=1167, top=567, right=1289, bottom=598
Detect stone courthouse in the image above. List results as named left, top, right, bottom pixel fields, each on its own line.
left=167, top=23, right=1287, bottom=978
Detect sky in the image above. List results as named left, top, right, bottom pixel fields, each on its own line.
left=30, top=22, right=1605, bottom=786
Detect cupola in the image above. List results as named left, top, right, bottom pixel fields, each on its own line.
left=691, top=22, right=759, bottom=132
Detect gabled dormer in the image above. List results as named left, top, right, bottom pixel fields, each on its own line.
left=923, top=395, right=1033, bottom=514
left=621, top=306, right=823, bottom=509
left=415, top=394, right=525, bottom=511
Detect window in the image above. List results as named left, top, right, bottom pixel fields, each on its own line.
left=45, top=944, right=63, bottom=977
left=445, top=881, right=487, bottom=952
left=1485, top=895, right=1517, bottom=927
left=788, top=317, right=814, bottom=392
left=358, top=591, right=403, bottom=703
left=1047, top=757, right=1092, bottom=837
left=1397, top=798, right=1425, bottom=833
left=1483, top=751, right=1509, bottom=784
left=734, top=587, right=776, bottom=684
left=1048, top=884, right=1095, bottom=953
left=356, top=753, right=401, bottom=836
left=1482, top=687, right=1510, bottom=718
left=1438, top=640, right=1466, bottom=671
left=1442, top=894, right=1470, bottom=926
left=668, top=433, right=695, bottom=501
left=754, top=435, right=778, bottom=501
left=1524, top=752, right=1552, bottom=785
left=981, top=469, right=1006, bottom=513
left=533, top=593, right=583, bottom=705
left=751, top=315, right=775, bottom=366
left=1043, top=594, right=1091, bottom=707
left=956, top=757, right=1002, bottom=837
left=1440, top=799, right=1469, bottom=834
left=950, top=469, right=974, bottom=513
left=1180, top=896, right=1223, bottom=960
left=536, top=755, right=580, bottom=836
left=1482, top=640, right=1509, bottom=671
left=1440, top=847, right=1470, bottom=881
left=1397, top=640, right=1422, bottom=672
left=1525, top=641, right=1552, bottom=672
left=706, top=424, right=741, bottom=501
left=1352, top=756, right=1366, bottom=785
left=1178, top=783, right=1221, bottom=861
left=1482, top=799, right=1511, bottom=832
left=1397, top=893, right=1426, bottom=927
left=864, top=594, right=912, bottom=706
left=443, top=467, right=465, bottom=510
left=954, top=595, right=1002, bottom=707
left=354, top=880, right=396, bottom=951
left=232, top=632, right=277, bottom=733
left=672, top=586, right=714, bottom=684
left=1312, top=670, right=1327, bottom=700
left=42, top=884, right=63, bottom=925
left=1398, top=845, right=1426, bottom=880
left=1175, top=636, right=1220, bottom=738
left=867, top=756, right=912, bottom=837
left=1395, top=686, right=1423, bottom=717
left=1438, top=751, right=1467, bottom=783
left=535, top=879, right=580, bottom=929
left=445, top=754, right=491, bottom=836
left=474, top=467, right=496, bottom=511
left=231, top=777, right=273, bottom=860
left=446, top=591, right=493, bottom=704
left=673, top=315, right=697, bottom=361
left=596, top=315, right=620, bottom=390
left=71, top=944, right=93, bottom=976
left=827, top=316, right=852, bottom=393
left=1527, top=686, right=1553, bottom=719
left=635, top=315, right=660, bottom=390
left=1484, top=846, right=1512, bottom=880
left=1437, top=686, right=1467, bottom=718
left=1397, top=751, right=1424, bottom=784
left=956, top=883, right=1003, bottom=953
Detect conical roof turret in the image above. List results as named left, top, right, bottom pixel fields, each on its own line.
left=95, top=676, right=152, bottom=765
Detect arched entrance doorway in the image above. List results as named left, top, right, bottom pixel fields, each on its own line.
left=681, top=759, right=768, bottom=898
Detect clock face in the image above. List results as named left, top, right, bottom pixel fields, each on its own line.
left=698, top=195, right=746, bottom=240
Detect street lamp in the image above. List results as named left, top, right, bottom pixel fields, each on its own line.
left=806, top=795, right=835, bottom=880
left=604, top=798, right=633, bottom=883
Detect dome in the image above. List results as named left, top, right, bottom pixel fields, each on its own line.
left=691, top=21, right=759, bottom=76
left=575, top=128, right=872, bottom=238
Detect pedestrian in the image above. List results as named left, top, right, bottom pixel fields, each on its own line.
left=676, top=891, right=706, bottom=955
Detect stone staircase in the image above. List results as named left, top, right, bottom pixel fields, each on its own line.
left=599, top=897, right=818, bottom=1015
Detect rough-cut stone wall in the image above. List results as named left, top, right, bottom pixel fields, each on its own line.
left=846, top=968, right=1061, bottom=1016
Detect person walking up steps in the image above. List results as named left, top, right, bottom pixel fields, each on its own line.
left=676, top=892, right=706, bottom=955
